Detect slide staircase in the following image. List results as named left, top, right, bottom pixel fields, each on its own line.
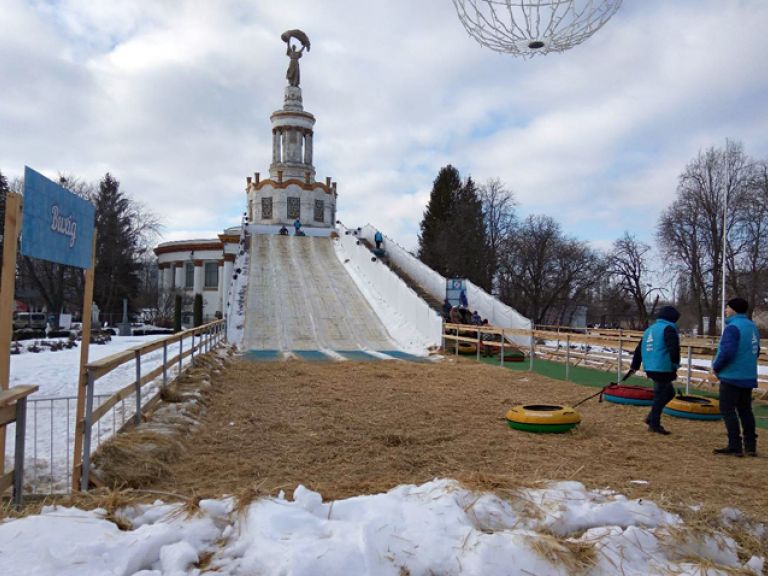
left=358, top=238, right=444, bottom=315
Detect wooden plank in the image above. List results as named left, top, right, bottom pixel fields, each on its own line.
left=87, top=349, right=137, bottom=380
left=0, top=405, right=16, bottom=427
left=0, top=469, right=13, bottom=495
left=0, top=385, right=39, bottom=407
left=0, top=193, right=22, bottom=477
left=91, top=381, right=137, bottom=423
left=72, top=233, right=96, bottom=492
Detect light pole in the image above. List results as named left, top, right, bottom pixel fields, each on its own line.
left=721, top=151, right=729, bottom=335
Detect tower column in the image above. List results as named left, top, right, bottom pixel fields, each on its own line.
left=304, top=132, right=313, bottom=165
left=272, top=130, right=279, bottom=163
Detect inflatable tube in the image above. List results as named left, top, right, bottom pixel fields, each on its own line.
left=603, top=384, right=654, bottom=407
left=505, top=404, right=581, bottom=433
left=456, top=342, right=477, bottom=355
left=663, top=395, right=721, bottom=421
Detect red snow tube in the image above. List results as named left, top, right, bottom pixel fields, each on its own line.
left=602, top=384, right=654, bottom=406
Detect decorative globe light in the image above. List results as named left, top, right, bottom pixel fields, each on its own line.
left=452, top=0, right=622, bottom=57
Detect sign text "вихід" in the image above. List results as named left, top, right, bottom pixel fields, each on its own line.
left=50, top=204, right=77, bottom=248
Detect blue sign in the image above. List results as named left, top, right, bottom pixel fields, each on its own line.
left=21, top=166, right=95, bottom=269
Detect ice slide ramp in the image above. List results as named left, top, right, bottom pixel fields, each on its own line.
left=242, top=234, right=401, bottom=356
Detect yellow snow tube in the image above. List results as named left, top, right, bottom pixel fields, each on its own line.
left=505, top=404, right=581, bottom=433
left=663, top=395, right=721, bottom=421
left=456, top=342, right=477, bottom=355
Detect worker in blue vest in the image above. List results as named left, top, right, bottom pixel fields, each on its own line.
left=629, top=306, right=681, bottom=435
left=712, top=297, right=760, bottom=457
left=374, top=230, right=384, bottom=249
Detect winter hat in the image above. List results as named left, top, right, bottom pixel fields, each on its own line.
left=656, top=306, right=680, bottom=323
left=726, top=297, right=749, bottom=314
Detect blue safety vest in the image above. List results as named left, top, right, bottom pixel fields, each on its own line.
left=716, top=314, right=759, bottom=384
left=640, top=319, right=679, bottom=372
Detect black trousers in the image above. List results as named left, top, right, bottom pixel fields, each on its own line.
left=719, top=382, right=756, bottom=450
left=647, top=379, right=675, bottom=428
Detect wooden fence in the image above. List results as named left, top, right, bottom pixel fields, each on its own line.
left=443, top=323, right=768, bottom=396
left=74, top=319, right=226, bottom=491
left=0, top=385, right=38, bottom=507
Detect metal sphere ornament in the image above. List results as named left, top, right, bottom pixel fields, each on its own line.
left=452, top=0, right=622, bottom=57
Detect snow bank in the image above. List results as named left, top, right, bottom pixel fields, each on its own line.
left=335, top=224, right=442, bottom=352
left=356, top=224, right=531, bottom=344
left=1, top=479, right=762, bottom=575
left=225, top=224, right=250, bottom=347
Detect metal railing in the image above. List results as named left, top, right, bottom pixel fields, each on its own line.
left=77, top=319, right=226, bottom=490
left=3, top=320, right=227, bottom=496
left=14, top=393, right=134, bottom=495
left=443, top=323, right=768, bottom=394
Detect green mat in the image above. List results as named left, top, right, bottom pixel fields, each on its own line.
left=478, top=355, right=768, bottom=430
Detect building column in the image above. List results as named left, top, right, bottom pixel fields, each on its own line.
left=193, top=260, right=204, bottom=295
left=174, top=264, right=184, bottom=290
left=164, top=265, right=173, bottom=290
left=272, top=129, right=279, bottom=163
left=304, top=132, right=313, bottom=165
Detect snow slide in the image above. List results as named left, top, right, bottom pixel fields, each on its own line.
left=242, top=234, right=403, bottom=354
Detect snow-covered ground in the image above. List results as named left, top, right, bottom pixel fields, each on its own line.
left=5, top=333, right=199, bottom=493
left=1, top=478, right=763, bottom=575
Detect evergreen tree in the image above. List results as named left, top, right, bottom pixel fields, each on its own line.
left=173, top=294, right=182, bottom=332
left=418, top=165, right=462, bottom=275
left=418, top=166, right=491, bottom=291
left=193, top=293, right=203, bottom=327
left=93, top=173, right=142, bottom=320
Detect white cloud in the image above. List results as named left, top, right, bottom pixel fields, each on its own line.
left=1, top=0, right=767, bottom=253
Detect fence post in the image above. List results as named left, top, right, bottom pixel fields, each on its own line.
left=80, top=370, right=95, bottom=491
left=529, top=331, right=535, bottom=372
left=162, top=340, right=168, bottom=387
left=455, top=327, right=458, bottom=356
left=476, top=327, right=481, bottom=361
left=13, top=397, right=28, bottom=509
left=686, top=346, right=692, bottom=395
left=565, top=334, right=571, bottom=381
left=191, top=331, right=196, bottom=366
left=617, top=336, right=623, bottom=382
left=134, top=352, right=142, bottom=426
left=179, top=336, right=183, bottom=375
left=500, top=328, right=505, bottom=367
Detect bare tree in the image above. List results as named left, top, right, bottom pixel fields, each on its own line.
left=657, top=141, right=752, bottom=334
left=607, top=232, right=659, bottom=328
left=479, top=178, right=517, bottom=292
left=497, top=214, right=605, bottom=325
left=730, top=161, right=768, bottom=310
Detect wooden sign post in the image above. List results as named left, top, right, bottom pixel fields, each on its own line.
left=0, top=193, right=23, bottom=476
left=72, top=234, right=96, bottom=490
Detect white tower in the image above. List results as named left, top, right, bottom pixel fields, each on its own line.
left=246, top=31, right=337, bottom=228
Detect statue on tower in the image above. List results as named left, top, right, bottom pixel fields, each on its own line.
left=281, top=29, right=310, bottom=88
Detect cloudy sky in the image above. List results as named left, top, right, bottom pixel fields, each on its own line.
left=2, top=0, right=768, bottom=252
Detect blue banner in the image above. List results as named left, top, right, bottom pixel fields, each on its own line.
left=21, top=166, right=95, bottom=269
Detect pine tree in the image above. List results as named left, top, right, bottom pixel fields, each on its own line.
left=93, top=173, right=142, bottom=320
left=418, top=165, right=462, bottom=275
left=193, top=293, right=203, bottom=327
left=449, top=176, right=491, bottom=291
left=418, top=166, right=491, bottom=291
left=173, top=294, right=182, bottom=332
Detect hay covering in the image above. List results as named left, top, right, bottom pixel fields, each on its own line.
left=148, top=357, right=768, bottom=525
